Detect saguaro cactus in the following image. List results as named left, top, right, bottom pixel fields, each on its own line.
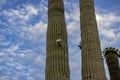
left=103, top=47, right=120, bottom=80
left=45, top=0, right=70, bottom=80
left=80, top=0, right=107, bottom=80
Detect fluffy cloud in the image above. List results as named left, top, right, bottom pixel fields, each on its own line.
left=21, top=21, right=47, bottom=41
left=0, top=3, right=47, bottom=44
left=0, top=4, right=39, bottom=22
left=34, top=55, right=45, bottom=67
left=100, top=29, right=115, bottom=39
left=0, top=0, right=6, bottom=6
left=97, top=13, right=119, bottom=39
left=65, top=1, right=80, bottom=33
left=96, top=13, right=120, bottom=28
left=0, top=44, right=45, bottom=80
left=0, top=35, right=11, bottom=46
left=96, top=11, right=120, bottom=48
left=0, top=76, right=10, bottom=80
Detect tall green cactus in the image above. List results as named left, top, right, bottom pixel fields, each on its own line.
left=104, top=47, right=120, bottom=80
left=80, top=0, right=107, bottom=79
left=45, top=0, right=70, bottom=80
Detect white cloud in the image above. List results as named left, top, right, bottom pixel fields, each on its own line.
left=0, top=20, right=8, bottom=26
left=0, top=4, right=39, bottom=22
left=100, top=29, right=115, bottom=39
left=95, top=10, right=120, bottom=48
left=0, top=52, right=4, bottom=56
left=0, top=0, right=6, bottom=6
left=6, top=62, right=17, bottom=67
left=16, top=65, right=25, bottom=70
left=21, top=21, right=47, bottom=41
left=0, top=66, right=7, bottom=71
left=65, top=2, right=80, bottom=39
left=27, top=77, right=34, bottom=80
left=0, top=76, right=9, bottom=80
left=2, top=44, right=19, bottom=57
left=27, top=68, right=45, bottom=80
left=34, top=55, right=45, bottom=67
left=0, top=2, right=47, bottom=80
left=65, top=2, right=79, bottom=21
left=0, top=45, right=45, bottom=80
left=96, top=12, right=120, bottom=39
left=24, top=5, right=38, bottom=15
left=17, top=73, right=27, bottom=80
left=18, top=53, right=26, bottom=58
left=0, top=35, right=11, bottom=46
left=0, top=41, right=10, bottom=46
left=0, top=4, right=47, bottom=43
left=96, top=13, right=120, bottom=28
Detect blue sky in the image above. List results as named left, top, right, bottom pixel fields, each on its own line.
left=0, top=0, right=120, bottom=80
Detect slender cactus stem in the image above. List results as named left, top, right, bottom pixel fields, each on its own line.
left=46, top=0, right=70, bottom=80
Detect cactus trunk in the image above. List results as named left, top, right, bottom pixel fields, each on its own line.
left=80, top=0, right=107, bottom=80
left=45, top=0, right=70, bottom=80
left=105, top=49, right=120, bottom=80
